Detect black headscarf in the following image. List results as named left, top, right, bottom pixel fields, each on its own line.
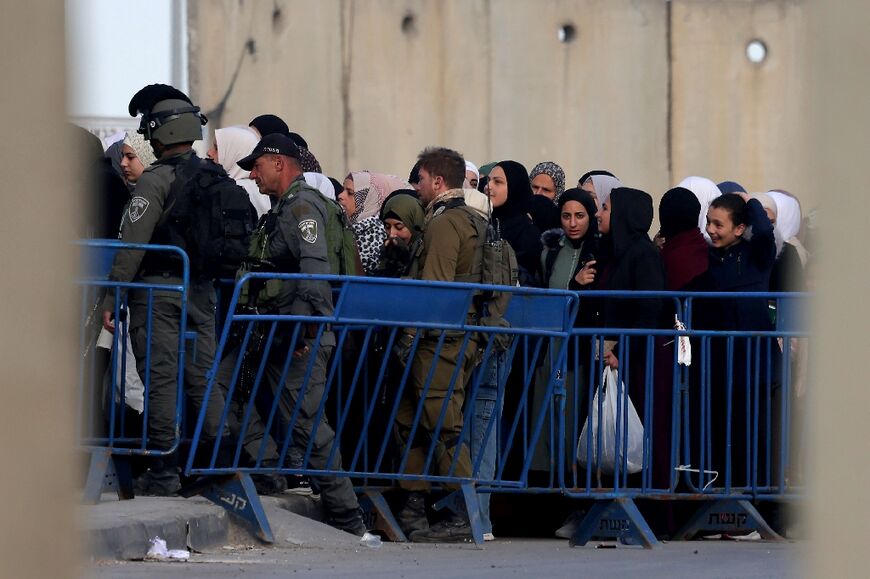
left=609, top=187, right=654, bottom=258
left=249, top=114, right=290, bottom=137
left=528, top=194, right=560, bottom=232
left=659, top=187, right=701, bottom=239
left=492, top=160, right=533, bottom=220
left=558, top=188, right=599, bottom=243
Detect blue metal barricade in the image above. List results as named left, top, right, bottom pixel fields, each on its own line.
left=89, top=259, right=808, bottom=547
left=77, top=239, right=191, bottom=502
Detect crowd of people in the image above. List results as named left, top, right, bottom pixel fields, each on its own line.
left=81, top=83, right=812, bottom=544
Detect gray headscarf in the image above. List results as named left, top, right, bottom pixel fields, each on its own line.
left=530, top=161, right=566, bottom=201
left=585, top=174, right=624, bottom=208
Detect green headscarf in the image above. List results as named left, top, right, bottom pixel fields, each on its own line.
left=380, top=192, right=425, bottom=243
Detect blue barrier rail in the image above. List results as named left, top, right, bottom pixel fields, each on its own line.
left=180, top=272, right=808, bottom=545
left=76, top=239, right=191, bottom=458
left=77, top=243, right=809, bottom=544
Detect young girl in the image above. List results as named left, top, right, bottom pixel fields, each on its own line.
left=702, top=192, right=776, bottom=491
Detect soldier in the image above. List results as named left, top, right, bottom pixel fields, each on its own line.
left=101, top=84, right=228, bottom=495
left=394, top=147, right=484, bottom=542
left=235, top=134, right=366, bottom=535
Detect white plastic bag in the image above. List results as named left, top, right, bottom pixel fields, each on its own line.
left=577, top=368, right=644, bottom=474
left=97, top=322, right=145, bottom=414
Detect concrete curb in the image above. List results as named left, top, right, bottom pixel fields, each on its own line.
left=82, top=492, right=328, bottom=560
left=81, top=496, right=229, bottom=560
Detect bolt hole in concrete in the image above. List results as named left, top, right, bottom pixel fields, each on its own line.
left=558, top=23, right=577, bottom=43
left=746, top=39, right=768, bottom=64
left=401, top=13, right=417, bottom=36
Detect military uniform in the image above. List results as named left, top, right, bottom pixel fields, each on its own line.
left=102, top=150, right=228, bottom=488
left=395, top=190, right=482, bottom=492
left=248, top=176, right=360, bottom=523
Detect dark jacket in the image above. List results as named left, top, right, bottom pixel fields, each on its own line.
left=600, top=187, right=665, bottom=330
left=493, top=160, right=543, bottom=286
left=704, top=198, right=776, bottom=331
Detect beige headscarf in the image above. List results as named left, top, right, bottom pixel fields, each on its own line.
left=346, top=171, right=411, bottom=223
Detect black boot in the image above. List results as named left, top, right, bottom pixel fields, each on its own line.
left=135, top=452, right=181, bottom=497
left=410, top=505, right=472, bottom=543
left=251, top=460, right=288, bottom=496
left=397, top=491, right=429, bottom=536
left=329, top=507, right=367, bottom=537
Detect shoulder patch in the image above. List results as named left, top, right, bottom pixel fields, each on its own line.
left=128, top=197, right=150, bottom=223
left=299, top=219, right=318, bottom=243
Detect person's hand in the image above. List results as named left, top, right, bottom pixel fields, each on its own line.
left=393, top=332, right=415, bottom=367
left=293, top=343, right=311, bottom=359
left=574, top=260, right=597, bottom=286
left=604, top=350, right=619, bottom=369
left=102, top=310, right=115, bottom=333
left=737, top=191, right=751, bottom=203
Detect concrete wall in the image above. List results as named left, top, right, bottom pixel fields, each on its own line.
left=807, top=0, right=870, bottom=576
left=189, top=0, right=812, bottom=206
left=0, top=0, right=80, bottom=576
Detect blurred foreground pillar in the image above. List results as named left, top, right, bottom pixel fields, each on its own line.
left=0, top=1, right=80, bottom=577
left=808, top=0, right=870, bottom=577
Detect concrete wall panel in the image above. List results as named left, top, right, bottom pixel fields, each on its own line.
left=671, top=0, right=810, bottom=201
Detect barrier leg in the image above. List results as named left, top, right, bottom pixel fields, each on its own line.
left=674, top=499, right=782, bottom=541
left=82, top=449, right=134, bottom=504
left=358, top=490, right=408, bottom=542
left=432, top=483, right=484, bottom=545
left=569, top=498, right=660, bottom=549
left=181, top=473, right=274, bottom=543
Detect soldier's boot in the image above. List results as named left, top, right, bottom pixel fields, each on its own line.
left=135, top=453, right=181, bottom=497
left=250, top=461, right=288, bottom=496
left=409, top=503, right=472, bottom=543
left=396, top=491, right=429, bottom=536
left=329, top=507, right=368, bottom=537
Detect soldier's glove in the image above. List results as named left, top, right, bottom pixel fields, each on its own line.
left=393, top=332, right=416, bottom=368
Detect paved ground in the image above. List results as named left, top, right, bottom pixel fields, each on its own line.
left=89, top=538, right=797, bottom=578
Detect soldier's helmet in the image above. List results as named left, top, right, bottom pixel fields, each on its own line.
left=128, top=84, right=207, bottom=144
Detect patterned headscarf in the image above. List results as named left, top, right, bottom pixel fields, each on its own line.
left=297, top=147, right=322, bottom=173
left=122, top=131, right=156, bottom=167
left=346, top=171, right=411, bottom=223
left=530, top=161, right=566, bottom=201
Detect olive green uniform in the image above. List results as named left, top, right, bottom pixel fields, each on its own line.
left=397, top=191, right=481, bottom=491
left=102, top=150, right=227, bottom=454
left=248, top=177, right=358, bottom=516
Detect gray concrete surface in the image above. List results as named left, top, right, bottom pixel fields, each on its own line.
left=82, top=492, right=330, bottom=561
left=88, top=538, right=798, bottom=578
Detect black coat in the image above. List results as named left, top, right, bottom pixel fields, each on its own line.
left=704, top=198, right=776, bottom=331
left=600, top=188, right=665, bottom=331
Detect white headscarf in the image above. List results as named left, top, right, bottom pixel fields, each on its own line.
left=214, top=126, right=258, bottom=181
left=767, top=190, right=805, bottom=262
left=123, top=131, right=156, bottom=167
left=585, top=174, right=623, bottom=208
left=304, top=172, right=337, bottom=200
left=214, top=125, right=270, bottom=217
left=678, top=176, right=722, bottom=243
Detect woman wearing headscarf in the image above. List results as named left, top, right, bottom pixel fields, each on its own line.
left=207, top=125, right=271, bottom=218
left=373, top=190, right=425, bottom=278
left=580, top=172, right=624, bottom=210
left=767, top=190, right=807, bottom=292
left=303, top=172, right=337, bottom=201
left=487, top=161, right=543, bottom=286
left=464, top=161, right=480, bottom=190
left=653, top=187, right=710, bottom=523
left=531, top=188, right=600, bottom=483
left=596, top=187, right=665, bottom=414
left=120, top=131, right=156, bottom=187
left=530, top=161, right=566, bottom=203
left=341, top=171, right=411, bottom=275
left=677, top=176, right=721, bottom=244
